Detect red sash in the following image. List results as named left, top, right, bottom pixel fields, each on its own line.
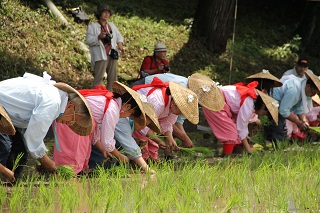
left=132, top=77, right=169, bottom=106
left=233, top=81, right=258, bottom=106
left=78, top=85, right=114, bottom=113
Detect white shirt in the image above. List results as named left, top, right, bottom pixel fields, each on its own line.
left=0, top=73, right=68, bottom=159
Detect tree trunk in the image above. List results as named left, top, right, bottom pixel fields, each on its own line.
left=297, top=1, right=320, bottom=57
left=192, top=0, right=236, bottom=54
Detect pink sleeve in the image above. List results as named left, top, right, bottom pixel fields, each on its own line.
left=248, top=113, right=258, bottom=123
left=101, top=100, right=120, bottom=152
left=306, top=106, right=320, bottom=122
left=236, top=97, right=255, bottom=140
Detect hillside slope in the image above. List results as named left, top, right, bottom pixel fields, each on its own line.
left=1, top=0, right=318, bottom=88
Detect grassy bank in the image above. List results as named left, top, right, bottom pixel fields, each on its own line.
left=1, top=0, right=319, bottom=88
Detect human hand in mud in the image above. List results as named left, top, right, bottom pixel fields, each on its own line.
left=135, top=138, right=147, bottom=147
left=0, top=165, right=15, bottom=182
left=102, top=151, right=112, bottom=159
left=38, top=155, right=57, bottom=173
left=298, top=121, right=309, bottom=132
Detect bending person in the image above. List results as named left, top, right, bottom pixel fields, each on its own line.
left=0, top=72, right=92, bottom=178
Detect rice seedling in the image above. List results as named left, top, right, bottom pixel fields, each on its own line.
left=12, top=152, right=24, bottom=172
left=56, top=165, right=75, bottom=180
left=179, top=146, right=212, bottom=156
left=309, top=126, right=320, bottom=134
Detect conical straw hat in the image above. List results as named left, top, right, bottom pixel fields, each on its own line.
left=0, top=103, right=15, bottom=135
left=188, top=73, right=224, bottom=112
left=245, top=69, right=282, bottom=87
left=169, top=81, right=199, bottom=124
left=142, top=102, right=160, bottom=134
left=256, top=89, right=279, bottom=125
left=112, top=81, right=146, bottom=127
left=54, top=83, right=93, bottom=136
left=305, top=72, right=320, bottom=92
left=312, top=94, right=320, bottom=106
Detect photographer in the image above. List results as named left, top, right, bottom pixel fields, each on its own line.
left=139, top=43, right=170, bottom=78
left=86, top=4, right=124, bottom=91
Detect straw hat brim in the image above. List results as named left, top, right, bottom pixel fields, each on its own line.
left=256, top=90, right=278, bottom=125
left=169, top=81, right=199, bottom=124
left=245, top=72, right=283, bottom=87
left=142, top=102, right=161, bottom=134
left=188, top=73, right=225, bottom=112
left=305, top=72, right=320, bottom=92
left=54, top=83, right=93, bottom=136
left=312, top=94, right=320, bottom=106
left=112, top=81, right=146, bottom=127
left=0, top=103, right=15, bottom=135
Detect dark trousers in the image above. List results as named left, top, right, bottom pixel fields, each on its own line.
left=264, top=113, right=288, bottom=144
left=0, top=131, right=28, bottom=178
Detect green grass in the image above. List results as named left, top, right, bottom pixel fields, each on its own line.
left=2, top=148, right=320, bottom=212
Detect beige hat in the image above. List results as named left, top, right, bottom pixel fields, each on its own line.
left=112, top=81, right=146, bottom=127
left=169, top=81, right=199, bottom=124
left=305, top=72, right=320, bottom=91
left=54, top=83, right=93, bottom=136
left=154, top=43, right=167, bottom=52
left=245, top=70, right=282, bottom=87
left=188, top=73, right=225, bottom=112
left=0, top=104, right=15, bottom=135
left=312, top=94, right=320, bottom=106
left=142, top=102, right=161, bottom=134
left=256, top=89, right=279, bottom=125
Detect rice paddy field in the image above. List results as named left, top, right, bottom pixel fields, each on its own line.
left=1, top=141, right=320, bottom=212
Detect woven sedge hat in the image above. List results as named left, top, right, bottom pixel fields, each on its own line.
left=256, top=89, right=279, bottom=125
left=0, top=103, right=15, bottom=135
left=142, top=102, right=161, bottom=134
left=54, top=83, right=93, bottom=136
left=188, top=73, right=224, bottom=112
left=305, top=72, right=320, bottom=92
left=112, top=81, right=147, bottom=127
left=169, top=81, right=199, bottom=124
left=312, top=94, right=320, bottom=106
left=244, top=69, right=282, bottom=87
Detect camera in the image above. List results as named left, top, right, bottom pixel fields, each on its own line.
left=163, top=65, right=170, bottom=72
left=103, top=34, right=112, bottom=45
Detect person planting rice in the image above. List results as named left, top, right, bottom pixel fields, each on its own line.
left=88, top=102, right=161, bottom=173
left=131, top=73, right=195, bottom=148
left=0, top=72, right=93, bottom=179
left=264, top=71, right=320, bottom=144
left=0, top=104, right=16, bottom=182
left=188, top=73, right=279, bottom=155
left=132, top=77, right=199, bottom=158
left=53, top=83, right=154, bottom=174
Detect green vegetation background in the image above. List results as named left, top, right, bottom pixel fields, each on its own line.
left=1, top=0, right=319, bottom=89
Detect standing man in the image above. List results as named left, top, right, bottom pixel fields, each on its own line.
left=86, top=4, right=124, bottom=91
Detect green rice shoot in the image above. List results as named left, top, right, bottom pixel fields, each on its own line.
left=57, top=165, right=75, bottom=180
left=309, top=126, right=320, bottom=135
left=12, top=153, right=24, bottom=172
left=179, top=147, right=212, bottom=156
